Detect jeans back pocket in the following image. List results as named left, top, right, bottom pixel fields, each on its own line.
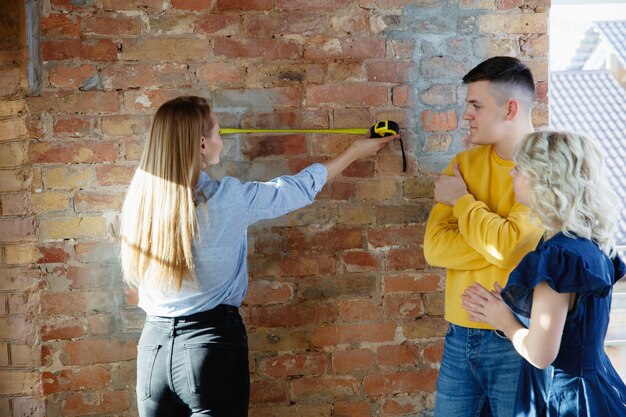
left=137, top=344, right=161, bottom=400
left=183, top=342, right=234, bottom=397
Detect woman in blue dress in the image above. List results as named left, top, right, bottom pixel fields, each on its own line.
left=461, top=130, right=626, bottom=417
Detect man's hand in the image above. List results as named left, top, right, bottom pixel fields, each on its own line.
left=433, top=163, right=469, bottom=206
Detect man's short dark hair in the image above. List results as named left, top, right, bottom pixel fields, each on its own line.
left=463, top=56, right=535, bottom=102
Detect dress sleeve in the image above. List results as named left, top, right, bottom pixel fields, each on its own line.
left=501, top=243, right=612, bottom=323
left=612, top=254, right=626, bottom=284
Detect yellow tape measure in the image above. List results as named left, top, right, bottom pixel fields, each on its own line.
left=219, top=120, right=405, bottom=172
left=220, top=120, right=400, bottom=138
left=219, top=127, right=369, bottom=135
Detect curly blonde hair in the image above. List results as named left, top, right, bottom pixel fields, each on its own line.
left=513, top=130, right=620, bottom=256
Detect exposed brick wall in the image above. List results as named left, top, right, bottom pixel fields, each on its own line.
left=0, top=1, right=45, bottom=416
left=0, top=0, right=549, bottom=416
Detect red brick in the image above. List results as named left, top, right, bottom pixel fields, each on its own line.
left=124, top=287, right=139, bottom=307
left=381, top=396, right=423, bottom=415
left=62, top=391, right=129, bottom=416
left=281, top=228, right=363, bottom=252
left=243, top=13, right=325, bottom=37
left=384, top=293, right=425, bottom=319
left=385, top=248, right=427, bottom=270
left=421, top=110, right=457, bottom=131
left=74, top=241, right=117, bottom=263
left=101, top=0, right=165, bottom=10
left=377, top=344, right=419, bottom=367
left=332, top=349, right=372, bottom=374
left=122, top=38, right=209, bottom=61
left=306, top=85, right=387, bottom=107
left=43, top=365, right=111, bottom=395
left=82, top=14, right=142, bottom=36
left=214, top=38, right=301, bottom=60
left=304, top=38, right=386, bottom=60
left=0, top=217, right=37, bottom=242
left=392, top=85, right=413, bottom=107
left=290, top=376, right=358, bottom=401
left=40, top=292, right=116, bottom=315
left=42, top=40, right=81, bottom=61
left=0, top=268, right=39, bottom=292
left=244, top=280, right=293, bottom=305
left=366, top=61, right=415, bottom=83
left=2, top=317, right=37, bottom=344
left=41, top=13, right=80, bottom=38
left=496, top=0, right=523, bottom=9
left=30, top=142, right=118, bottom=164
left=313, top=322, right=396, bottom=346
left=338, top=298, right=379, bottom=322
left=170, top=0, right=210, bottom=9
left=28, top=91, right=120, bottom=114
left=216, top=0, right=272, bottom=11
left=367, top=225, right=423, bottom=248
left=298, top=275, right=376, bottom=301
left=63, top=339, right=136, bottom=365
left=102, top=63, right=191, bottom=90
left=96, top=165, right=136, bottom=186
left=53, top=116, right=94, bottom=137
left=40, top=318, right=87, bottom=341
left=12, top=397, right=45, bottom=417
left=74, top=191, right=125, bottom=212
left=402, top=316, right=448, bottom=339
left=334, top=401, right=370, bottom=417
left=67, top=264, right=120, bottom=290
left=49, top=65, right=97, bottom=89
left=0, top=192, right=32, bottom=215
left=317, top=181, right=356, bottom=200
left=341, top=160, right=375, bottom=178
left=197, top=63, right=243, bottom=86
left=252, top=253, right=336, bottom=277
left=388, top=39, right=416, bottom=59
left=382, top=273, right=442, bottom=293
left=276, top=0, right=352, bottom=9
left=195, top=14, right=240, bottom=34
left=242, top=135, right=307, bottom=159
left=37, top=243, right=71, bottom=264
left=376, top=204, right=431, bottom=225
left=423, top=339, right=445, bottom=364
left=87, top=314, right=113, bottom=335
left=250, top=379, right=289, bottom=404
left=363, top=369, right=438, bottom=396
left=250, top=303, right=337, bottom=327
left=80, top=39, right=119, bottom=61
left=0, top=67, right=22, bottom=99
left=342, top=251, right=381, bottom=272
left=258, top=353, right=327, bottom=378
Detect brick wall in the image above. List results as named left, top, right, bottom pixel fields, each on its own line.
left=0, top=0, right=549, bottom=416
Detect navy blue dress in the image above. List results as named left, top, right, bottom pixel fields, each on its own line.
left=501, top=233, right=626, bottom=417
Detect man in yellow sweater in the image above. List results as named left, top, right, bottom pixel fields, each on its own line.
left=424, top=56, right=544, bottom=417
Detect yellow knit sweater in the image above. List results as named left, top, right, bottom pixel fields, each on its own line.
left=424, top=144, right=543, bottom=329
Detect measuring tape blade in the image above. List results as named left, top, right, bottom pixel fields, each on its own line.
left=220, top=127, right=369, bottom=135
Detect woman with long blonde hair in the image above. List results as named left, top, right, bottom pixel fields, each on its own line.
left=120, top=96, right=397, bottom=417
left=462, top=131, right=626, bottom=416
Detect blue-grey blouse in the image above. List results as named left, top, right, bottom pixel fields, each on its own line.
left=138, top=163, right=328, bottom=317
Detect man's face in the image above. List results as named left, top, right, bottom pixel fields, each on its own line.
left=462, top=80, right=508, bottom=146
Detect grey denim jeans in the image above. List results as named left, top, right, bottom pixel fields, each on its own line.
left=136, top=305, right=249, bottom=417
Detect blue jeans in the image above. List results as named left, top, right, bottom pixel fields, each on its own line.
left=136, top=305, right=249, bottom=417
left=434, top=323, right=522, bottom=417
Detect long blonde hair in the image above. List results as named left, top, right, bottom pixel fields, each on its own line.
left=120, top=96, right=213, bottom=291
left=514, top=130, right=620, bottom=256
